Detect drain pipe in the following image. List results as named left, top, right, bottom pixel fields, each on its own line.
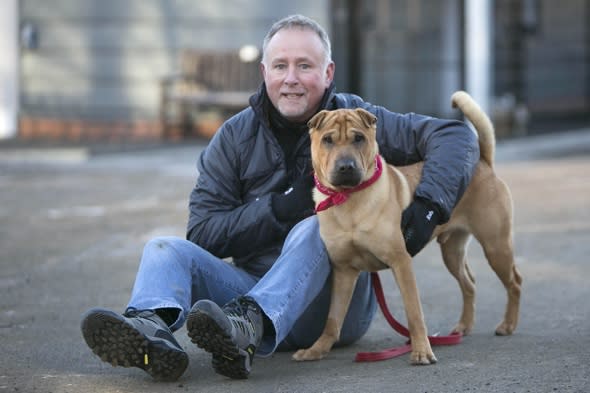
left=0, top=0, right=19, bottom=139
left=464, top=0, right=492, bottom=117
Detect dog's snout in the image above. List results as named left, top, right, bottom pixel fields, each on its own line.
left=336, top=158, right=357, bottom=173
left=330, top=157, right=362, bottom=187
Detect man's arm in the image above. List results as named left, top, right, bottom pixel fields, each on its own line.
left=376, top=110, right=479, bottom=220
left=186, top=124, right=291, bottom=259
left=375, top=109, right=480, bottom=255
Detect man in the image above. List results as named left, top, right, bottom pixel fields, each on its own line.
left=81, top=14, right=479, bottom=381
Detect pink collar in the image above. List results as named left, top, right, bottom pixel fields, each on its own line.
left=314, top=155, right=383, bottom=212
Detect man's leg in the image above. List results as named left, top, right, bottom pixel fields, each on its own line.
left=249, top=216, right=377, bottom=355
left=276, top=270, right=377, bottom=352
left=81, top=236, right=258, bottom=381
left=127, top=236, right=258, bottom=331
left=187, top=217, right=377, bottom=378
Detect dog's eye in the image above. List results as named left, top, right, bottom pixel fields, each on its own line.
left=353, top=134, right=365, bottom=143
left=322, top=135, right=333, bottom=145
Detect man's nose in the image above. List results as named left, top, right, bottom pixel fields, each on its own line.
left=284, top=65, right=299, bottom=84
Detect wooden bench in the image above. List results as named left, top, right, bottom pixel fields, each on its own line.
left=160, top=49, right=262, bottom=138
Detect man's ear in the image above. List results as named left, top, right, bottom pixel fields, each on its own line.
left=308, top=110, right=330, bottom=132
left=259, top=62, right=267, bottom=79
left=324, top=61, right=335, bottom=86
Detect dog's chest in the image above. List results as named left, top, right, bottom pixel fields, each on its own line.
left=320, top=220, right=390, bottom=271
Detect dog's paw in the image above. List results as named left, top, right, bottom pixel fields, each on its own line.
left=495, top=321, right=516, bottom=336
left=410, top=349, right=438, bottom=365
left=292, top=348, right=324, bottom=361
left=452, top=321, right=473, bottom=336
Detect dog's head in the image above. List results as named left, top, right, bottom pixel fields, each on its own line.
left=309, top=108, right=379, bottom=190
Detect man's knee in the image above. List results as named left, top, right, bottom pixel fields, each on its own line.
left=145, top=236, right=184, bottom=251
left=283, top=216, right=323, bottom=251
left=141, top=236, right=196, bottom=268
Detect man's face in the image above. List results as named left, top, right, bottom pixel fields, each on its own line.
left=261, top=28, right=335, bottom=123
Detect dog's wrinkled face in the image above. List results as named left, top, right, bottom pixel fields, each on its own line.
left=309, top=108, right=378, bottom=189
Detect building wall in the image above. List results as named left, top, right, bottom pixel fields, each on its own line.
left=333, top=0, right=589, bottom=136
left=494, top=0, right=590, bottom=133
left=17, top=0, right=590, bottom=140
left=18, top=0, right=328, bottom=139
left=525, top=0, right=589, bottom=114
left=344, top=0, right=464, bottom=117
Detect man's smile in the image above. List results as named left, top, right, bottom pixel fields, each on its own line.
left=281, top=92, right=305, bottom=99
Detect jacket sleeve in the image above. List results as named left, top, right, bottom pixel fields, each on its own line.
left=186, top=122, right=291, bottom=259
left=373, top=105, right=480, bottom=222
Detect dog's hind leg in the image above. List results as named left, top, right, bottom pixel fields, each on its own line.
left=479, top=233, right=522, bottom=336
left=438, top=230, right=476, bottom=335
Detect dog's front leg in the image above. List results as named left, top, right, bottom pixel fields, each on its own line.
left=292, top=266, right=359, bottom=361
left=391, top=255, right=437, bottom=365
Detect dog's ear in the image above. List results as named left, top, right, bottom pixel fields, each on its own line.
left=308, top=110, right=329, bottom=132
left=354, top=108, right=377, bottom=128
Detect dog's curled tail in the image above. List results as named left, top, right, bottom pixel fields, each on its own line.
left=451, top=90, right=495, bottom=167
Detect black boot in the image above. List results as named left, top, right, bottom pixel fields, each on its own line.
left=81, top=308, right=188, bottom=381
left=187, top=296, right=264, bottom=379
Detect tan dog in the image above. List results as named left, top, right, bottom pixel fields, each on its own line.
left=292, top=91, right=522, bottom=365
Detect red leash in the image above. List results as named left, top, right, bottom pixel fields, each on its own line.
left=355, top=272, right=463, bottom=362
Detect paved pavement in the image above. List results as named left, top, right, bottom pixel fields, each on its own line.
left=1, top=129, right=589, bottom=393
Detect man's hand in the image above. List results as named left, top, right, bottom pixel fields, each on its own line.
left=401, top=198, right=440, bottom=256
left=271, top=174, right=315, bottom=222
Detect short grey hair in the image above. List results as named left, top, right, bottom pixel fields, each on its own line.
left=262, top=14, right=332, bottom=67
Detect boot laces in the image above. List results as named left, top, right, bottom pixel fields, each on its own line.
left=124, top=308, right=166, bottom=328
left=124, top=308, right=156, bottom=318
left=223, top=297, right=260, bottom=339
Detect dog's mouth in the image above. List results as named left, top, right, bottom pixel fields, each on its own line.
left=329, top=175, right=363, bottom=188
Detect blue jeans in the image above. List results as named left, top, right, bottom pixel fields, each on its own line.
left=127, top=216, right=377, bottom=356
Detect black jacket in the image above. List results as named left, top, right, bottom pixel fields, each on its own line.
left=187, top=84, right=479, bottom=276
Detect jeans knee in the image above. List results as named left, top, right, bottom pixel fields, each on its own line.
left=141, top=236, right=194, bottom=267
left=283, top=216, right=324, bottom=254
left=145, top=236, right=181, bottom=250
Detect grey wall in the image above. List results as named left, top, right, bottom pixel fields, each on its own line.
left=18, top=0, right=590, bottom=132
left=19, top=0, right=329, bottom=121
left=355, top=0, right=463, bottom=117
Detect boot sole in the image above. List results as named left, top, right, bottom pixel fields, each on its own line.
left=81, top=309, right=188, bottom=381
left=186, top=307, right=252, bottom=379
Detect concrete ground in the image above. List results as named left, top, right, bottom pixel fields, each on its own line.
left=1, top=129, right=589, bottom=393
